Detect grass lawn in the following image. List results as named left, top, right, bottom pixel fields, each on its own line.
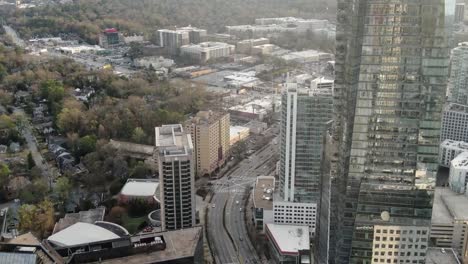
left=121, top=212, right=147, bottom=234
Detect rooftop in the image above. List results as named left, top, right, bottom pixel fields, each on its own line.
left=109, top=140, right=155, bottom=156
left=155, top=124, right=193, bottom=157
left=432, top=187, right=468, bottom=224
left=426, top=248, right=461, bottom=264
left=446, top=103, right=468, bottom=113
left=94, top=226, right=203, bottom=263
left=120, top=179, right=159, bottom=197
left=253, top=176, right=275, bottom=210
left=104, top=28, right=118, bottom=33
left=158, top=26, right=206, bottom=34
left=0, top=252, right=37, bottom=264
left=47, top=222, right=123, bottom=247
left=230, top=126, right=250, bottom=138
left=181, top=42, right=234, bottom=51
left=53, top=207, right=106, bottom=234
left=266, top=224, right=310, bottom=255
left=451, top=151, right=468, bottom=169
left=189, top=110, right=228, bottom=126
left=440, top=139, right=468, bottom=150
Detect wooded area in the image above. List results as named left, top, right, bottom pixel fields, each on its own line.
left=2, top=0, right=336, bottom=43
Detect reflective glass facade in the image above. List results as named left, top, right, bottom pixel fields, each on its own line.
left=332, top=1, right=450, bottom=263
left=279, top=86, right=333, bottom=203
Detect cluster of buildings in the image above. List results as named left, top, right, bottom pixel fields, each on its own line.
left=226, top=17, right=335, bottom=40
left=248, top=2, right=468, bottom=264
left=0, top=124, right=203, bottom=263
left=0, top=224, right=203, bottom=263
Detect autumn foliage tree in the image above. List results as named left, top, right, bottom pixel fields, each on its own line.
left=18, top=200, right=55, bottom=239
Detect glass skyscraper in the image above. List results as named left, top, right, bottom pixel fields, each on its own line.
left=279, top=80, right=333, bottom=203
left=331, top=1, right=450, bottom=263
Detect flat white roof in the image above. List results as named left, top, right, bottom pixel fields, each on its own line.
left=441, top=139, right=468, bottom=151
left=266, top=224, right=309, bottom=255
left=451, top=152, right=468, bottom=169
left=432, top=188, right=468, bottom=224
left=230, top=126, right=250, bottom=138
left=47, top=222, right=120, bottom=247
left=120, top=179, right=159, bottom=197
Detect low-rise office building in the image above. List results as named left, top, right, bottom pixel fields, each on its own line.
left=449, top=152, right=468, bottom=194
left=431, top=188, right=468, bottom=261
left=119, top=178, right=160, bottom=205
left=180, top=42, right=235, bottom=63
left=426, top=248, right=461, bottom=264
left=236, top=38, right=270, bottom=54
left=99, top=28, right=123, bottom=48
left=41, top=226, right=204, bottom=264
left=253, top=176, right=275, bottom=232
left=439, top=139, right=468, bottom=167
left=273, top=201, right=317, bottom=238
left=265, top=224, right=310, bottom=264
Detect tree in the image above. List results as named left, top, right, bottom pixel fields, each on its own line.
left=77, top=135, right=97, bottom=157
left=130, top=163, right=151, bottom=179
left=0, top=164, right=11, bottom=187
left=127, top=42, right=144, bottom=60
left=18, top=200, right=55, bottom=239
left=19, top=179, right=48, bottom=204
left=0, top=90, right=12, bottom=106
left=57, top=107, right=86, bottom=134
left=54, top=177, right=72, bottom=201
left=131, top=127, right=147, bottom=144
left=40, top=80, right=64, bottom=103
left=27, top=152, right=35, bottom=170
left=231, top=140, right=248, bottom=161
left=0, top=64, right=6, bottom=82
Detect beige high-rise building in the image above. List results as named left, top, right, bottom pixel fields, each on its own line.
left=186, top=111, right=230, bottom=177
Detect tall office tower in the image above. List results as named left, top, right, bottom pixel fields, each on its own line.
left=278, top=81, right=333, bottom=203
left=331, top=1, right=450, bottom=263
left=185, top=111, right=230, bottom=177
left=448, top=42, right=468, bottom=104
left=155, top=124, right=195, bottom=231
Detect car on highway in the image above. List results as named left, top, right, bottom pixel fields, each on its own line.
left=236, top=200, right=239, bottom=204
left=212, top=204, right=216, bottom=208
left=239, top=208, right=243, bottom=211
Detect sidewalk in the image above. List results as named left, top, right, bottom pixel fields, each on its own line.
left=198, top=194, right=214, bottom=263
left=245, top=192, right=269, bottom=263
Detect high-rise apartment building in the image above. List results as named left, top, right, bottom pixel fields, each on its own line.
left=448, top=42, right=468, bottom=104
left=441, top=103, right=468, bottom=142
left=155, top=124, right=195, bottom=231
left=278, top=81, right=333, bottom=203
left=331, top=1, right=450, bottom=263
left=186, top=111, right=230, bottom=177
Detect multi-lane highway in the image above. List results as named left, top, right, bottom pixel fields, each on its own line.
left=208, top=125, right=279, bottom=263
